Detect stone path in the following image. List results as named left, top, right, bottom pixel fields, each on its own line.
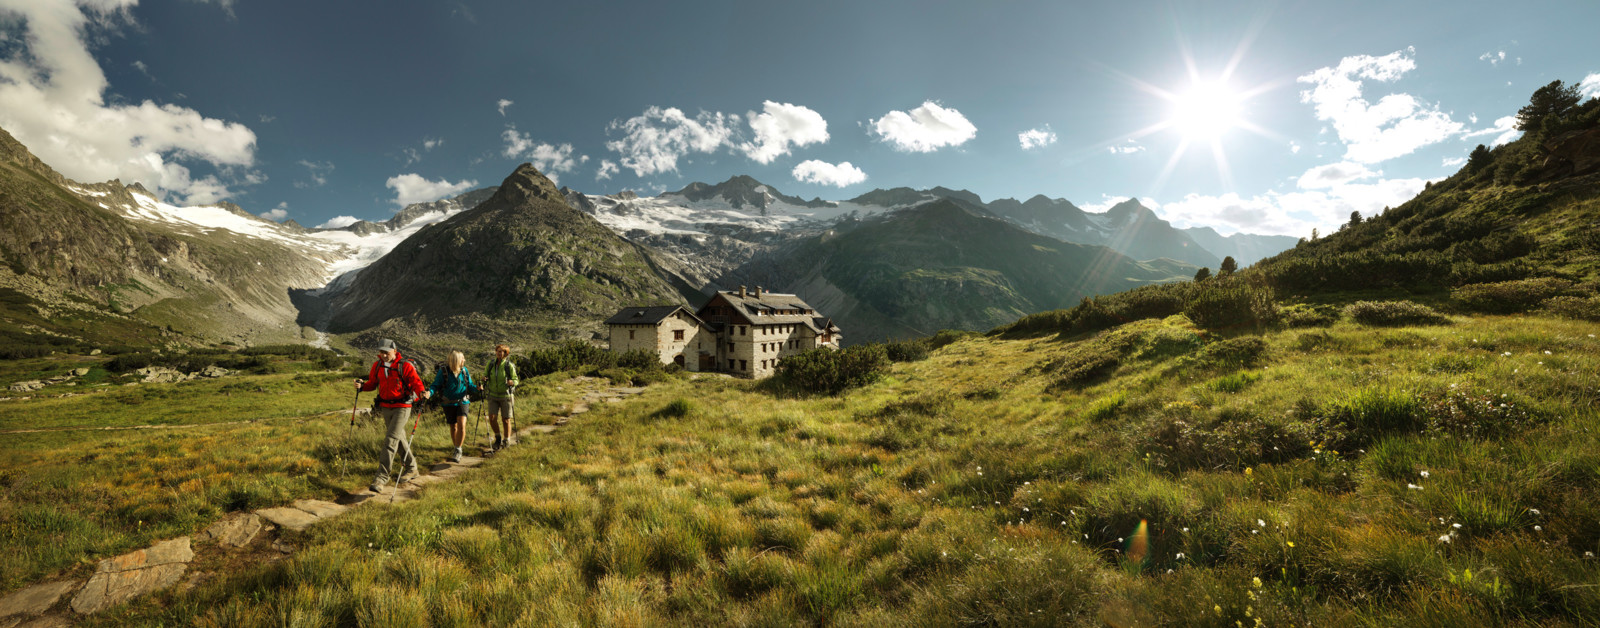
left=0, top=376, right=647, bottom=626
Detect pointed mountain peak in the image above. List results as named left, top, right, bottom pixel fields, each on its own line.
left=490, top=163, right=562, bottom=207
left=125, top=182, right=156, bottom=199
left=1107, top=198, right=1153, bottom=218
left=928, top=186, right=983, bottom=206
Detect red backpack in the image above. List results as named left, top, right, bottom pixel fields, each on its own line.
left=372, top=357, right=422, bottom=407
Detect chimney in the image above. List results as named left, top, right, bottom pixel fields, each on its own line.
left=739, top=285, right=747, bottom=298
left=755, top=286, right=763, bottom=298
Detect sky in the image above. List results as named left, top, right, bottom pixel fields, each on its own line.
left=1, top=0, right=1598, bottom=238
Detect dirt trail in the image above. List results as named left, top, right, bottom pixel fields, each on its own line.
left=0, top=375, right=648, bottom=627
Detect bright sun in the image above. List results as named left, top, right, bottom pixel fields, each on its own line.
left=1170, top=81, right=1242, bottom=140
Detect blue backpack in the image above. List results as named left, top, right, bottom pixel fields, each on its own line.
left=435, top=366, right=473, bottom=403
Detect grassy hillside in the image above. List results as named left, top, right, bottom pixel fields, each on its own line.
left=67, top=309, right=1600, bottom=625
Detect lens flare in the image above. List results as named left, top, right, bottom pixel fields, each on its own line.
left=1126, top=518, right=1149, bottom=563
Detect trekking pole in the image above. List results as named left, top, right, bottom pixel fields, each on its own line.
left=348, top=387, right=362, bottom=436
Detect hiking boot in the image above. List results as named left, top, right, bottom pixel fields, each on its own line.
left=399, top=469, right=421, bottom=484
left=494, top=436, right=505, bottom=450
left=369, top=476, right=388, bottom=493
left=451, top=448, right=463, bottom=463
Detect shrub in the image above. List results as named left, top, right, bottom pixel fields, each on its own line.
left=1421, top=389, right=1544, bottom=438
left=527, top=340, right=616, bottom=375
left=1277, top=303, right=1338, bottom=328
left=881, top=338, right=930, bottom=362
left=772, top=345, right=889, bottom=395
left=1451, top=277, right=1574, bottom=314
left=615, top=349, right=661, bottom=371
left=650, top=398, right=695, bottom=421
left=596, top=367, right=636, bottom=385
left=1541, top=295, right=1600, bottom=321
left=1190, top=337, right=1268, bottom=371
left=927, top=329, right=976, bottom=350
left=1343, top=300, right=1451, bottom=326
left=1183, top=276, right=1277, bottom=330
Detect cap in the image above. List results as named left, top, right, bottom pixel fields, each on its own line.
left=377, top=338, right=397, bottom=352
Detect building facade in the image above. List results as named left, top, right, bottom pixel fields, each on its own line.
left=604, top=287, right=841, bottom=378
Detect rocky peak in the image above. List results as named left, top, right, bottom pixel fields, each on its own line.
left=489, top=163, right=562, bottom=207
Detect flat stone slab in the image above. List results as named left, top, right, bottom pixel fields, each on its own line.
left=16, top=616, right=71, bottom=628
left=71, top=538, right=192, bottom=615
left=291, top=499, right=347, bottom=519
left=603, top=397, right=623, bottom=403
left=613, top=387, right=646, bottom=395
left=200, top=513, right=264, bottom=549
left=0, top=581, right=78, bottom=620
left=256, top=507, right=319, bottom=532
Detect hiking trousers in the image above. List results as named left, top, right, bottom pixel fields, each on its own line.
left=377, top=406, right=418, bottom=478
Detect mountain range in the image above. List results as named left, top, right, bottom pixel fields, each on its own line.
left=0, top=122, right=1298, bottom=350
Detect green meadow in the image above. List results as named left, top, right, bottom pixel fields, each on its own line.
left=27, top=310, right=1598, bottom=626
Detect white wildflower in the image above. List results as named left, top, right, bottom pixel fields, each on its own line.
left=1419, top=470, right=1430, bottom=478
left=1408, top=483, right=1423, bottom=490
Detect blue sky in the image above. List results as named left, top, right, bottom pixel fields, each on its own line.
left=1, top=0, right=1597, bottom=237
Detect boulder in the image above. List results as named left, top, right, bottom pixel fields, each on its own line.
left=198, top=366, right=229, bottom=378
left=7, top=381, right=43, bottom=393
left=70, top=538, right=193, bottom=614
left=0, top=581, right=78, bottom=622
left=255, top=507, right=319, bottom=532
left=71, top=368, right=90, bottom=377
left=89, top=349, right=102, bottom=356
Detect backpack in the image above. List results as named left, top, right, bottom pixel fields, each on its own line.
left=435, top=365, right=472, bottom=402
left=372, top=357, right=422, bottom=408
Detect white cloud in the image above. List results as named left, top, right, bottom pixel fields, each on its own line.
left=501, top=127, right=578, bottom=178
left=497, top=99, right=513, bottom=116
left=605, top=106, right=736, bottom=177
left=1154, top=163, right=1431, bottom=237
left=295, top=160, right=332, bottom=188
left=423, top=137, right=441, bottom=150
left=1107, top=139, right=1145, bottom=154
left=1018, top=126, right=1057, bottom=150
left=870, top=101, right=976, bottom=152
left=1297, top=162, right=1378, bottom=189
left=385, top=173, right=477, bottom=207
left=1581, top=73, right=1600, bottom=100
left=317, top=215, right=360, bottom=229
left=791, top=160, right=866, bottom=187
left=595, top=159, right=618, bottom=181
left=1479, top=50, right=1508, bottom=67
left=1442, top=156, right=1467, bottom=168
left=738, top=101, right=828, bottom=164
left=259, top=202, right=288, bottom=221
left=0, top=0, right=258, bottom=204
left=1297, top=47, right=1466, bottom=163
left=1289, top=141, right=1302, bottom=154
left=131, top=59, right=151, bottom=79
left=1460, top=115, right=1520, bottom=147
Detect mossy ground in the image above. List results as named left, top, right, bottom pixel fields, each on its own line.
left=27, top=311, right=1597, bottom=626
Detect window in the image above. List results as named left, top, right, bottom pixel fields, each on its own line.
left=628, top=330, right=635, bottom=340
left=727, top=359, right=734, bottom=370
left=739, top=326, right=746, bottom=336
left=727, top=342, right=734, bottom=353
left=739, top=360, right=747, bottom=371
left=673, top=329, right=684, bottom=341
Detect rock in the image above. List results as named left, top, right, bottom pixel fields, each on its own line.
left=71, top=368, right=90, bottom=377
left=255, top=507, right=319, bottom=532
left=198, top=365, right=229, bottom=378
left=0, top=580, right=78, bottom=621
left=8, top=382, right=43, bottom=393
left=17, top=616, right=72, bottom=628
left=135, top=367, right=188, bottom=384
left=290, top=499, right=346, bottom=519
left=200, top=513, right=264, bottom=548
left=89, top=349, right=102, bottom=356
left=70, top=538, right=192, bottom=614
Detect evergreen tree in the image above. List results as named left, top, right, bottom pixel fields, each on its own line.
left=1348, top=211, right=1362, bottom=227
left=1515, top=80, right=1582, bottom=131
left=1194, top=267, right=1211, bottom=282
left=1466, top=144, right=1492, bottom=173
left=1219, top=256, right=1238, bottom=275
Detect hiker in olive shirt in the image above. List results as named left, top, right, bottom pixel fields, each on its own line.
left=483, top=343, right=519, bottom=451
left=356, top=338, right=430, bottom=492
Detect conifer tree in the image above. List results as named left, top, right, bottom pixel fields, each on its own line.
left=1219, top=256, right=1238, bottom=275
left=1516, top=80, right=1582, bottom=131
left=1194, top=267, right=1211, bottom=282
left=1466, top=144, right=1492, bottom=173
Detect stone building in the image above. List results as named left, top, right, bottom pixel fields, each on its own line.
left=604, top=286, right=841, bottom=378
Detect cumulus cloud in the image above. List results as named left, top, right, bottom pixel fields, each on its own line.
left=1442, top=156, right=1467, bottom=168
left=259, top=202, right=288, bottom=221
left=1018, top=126, right=1056, bottom=150
left=1580, top=73, right=1600, bottom=100
left=1479, top=50, right=1507, bottom=67
left=1154, top=162, right=1431, bottom=237
left=1289, top=141, right=1302, bottom=154
left=497, top=99, right=513, bottom=116
left=1297, top=162, right=1378, bottom=189
left=791, top=160, right=866, bottom=187
left=605, top=106, right=736, bottom=177
left=870, top=101, right=976, bottom=152
left=737, top=101, right=828, bottom=164
left=0, top=0, right=258, bottom=204
left=1297, top=47, right=1465, bottom=164
left=295, top=160, right=333, bottom=188
left=501, top=127, right=578, bottom=180
left=385, top=173, right=477, bottom=207
left=1107, top=139, right=1145, bottom=154
left=595, top=159, right=618, bottom=181
left=1460, top=115, right=1521, bottom=147
left=317, top=215, right=360, bottom=229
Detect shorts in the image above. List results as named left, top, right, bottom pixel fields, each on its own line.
left=441, top=405, right=467, bottom=425
left=487, top=397, right=514, bottom=419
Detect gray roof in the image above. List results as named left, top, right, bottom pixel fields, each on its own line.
left=706, top=290, right=839, bottom=332
left=604, top=305, right=699, bottom=326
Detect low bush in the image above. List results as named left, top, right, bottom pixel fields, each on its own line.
left=1183, top=275, right=1277, bottom=330
left=1277, top=303, right=1338, bottom=328
left=772, top=345, right=889, bottom=396
left=927, top=329, right=977, bottom=350
left=527, top=340, right=617, bottom=375
left=1343, top=300, right=1451, bottom=327
left=1451, top=277, right=1575, bottom=314
left=1541, top=295, right=1600, bottom=321
left=1421, top=389, right=1544, bottom=438
left=1140, top=405, right=1319, bottom=472
left=881, top=338, right=930, bottom=362
left=615, top=349, right=661, bottom=371
left=1190, top=337, right=1268, bottom=371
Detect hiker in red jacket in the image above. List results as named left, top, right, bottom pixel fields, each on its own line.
left=356, top=338, right=430, bottom=492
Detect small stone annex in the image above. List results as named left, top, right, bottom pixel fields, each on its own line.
left=604, top=286, right=841, bottom=378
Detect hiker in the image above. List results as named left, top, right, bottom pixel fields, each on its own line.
left=482, top=343, right=520, bottom=450
left=356, top=339, right=429, bottom=492
left=428, top=350, right=475, bottom=463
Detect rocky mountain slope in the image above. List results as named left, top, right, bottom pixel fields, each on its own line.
left=326, top=163, right=688, bottom=343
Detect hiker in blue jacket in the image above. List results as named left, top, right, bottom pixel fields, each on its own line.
left=427, top=350, right=475, bottom=463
